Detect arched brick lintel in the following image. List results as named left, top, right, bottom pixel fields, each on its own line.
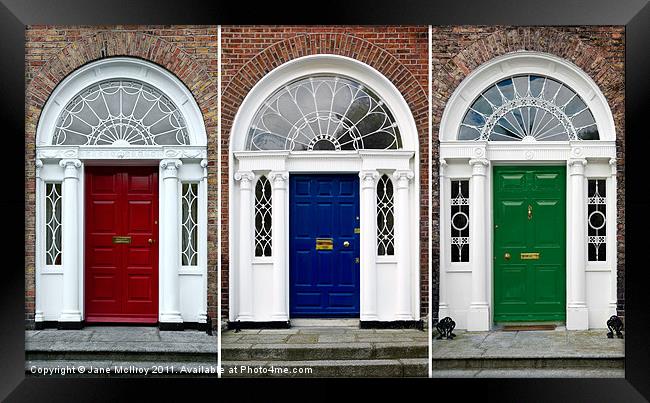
left=431, top=27, right=624, bottom=128
left=26, top=30, right=216, bottom=117
left=222, top=33, right=429, bottom=135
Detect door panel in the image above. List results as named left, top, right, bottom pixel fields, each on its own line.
left=85, top=166, right=158, bottom=323
left=493, top=166, right=566, bottom=322
left=290, top=174, right=360, bottom=317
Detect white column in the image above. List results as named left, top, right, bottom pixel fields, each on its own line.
left=468, top=158, right=490, bottom=331
left=58, top=159, right=82, bottom=323
left=438, top=159, right=450, bottom=319
left=393, top=170, right=414, bottom=320
left=159, top=159, right=183, bottom=324
left=359, top=170, right=379, bottom=321
left=608, top=158, right=618, bottom=316
left=34, top=159, right=44, bottom=323
left=199, top=159, right=209, bottom=324
left=235, top=171, right=255, bottom=320
left=270, top=171, right=289, bottom=321
left=567, top=158, right=589, bottom=330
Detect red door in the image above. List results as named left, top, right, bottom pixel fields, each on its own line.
left=85, top=166, right=159, bottom=323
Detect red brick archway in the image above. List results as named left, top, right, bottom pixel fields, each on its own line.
left=25, top=27, right=218, bottom=328
left=220, top=27, right=430, bottom=320
left=429, top=26, right=625, bottom=319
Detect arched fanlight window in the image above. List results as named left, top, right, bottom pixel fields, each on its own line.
left=376, top=174, right=395, bottom=256
left=53, top=79, right=190, bottom=146
left=459, top=75, right=599, bottom=141
left=246, top=75, right=402, bottom=151
left=254, top=176, right=272, bottom=257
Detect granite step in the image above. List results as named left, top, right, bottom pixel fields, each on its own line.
left=431, top=356, right=624, bottom=370
left=221, top=341, right=428, bottom=361
left=26, top=340, right=217, bottom=363
left=221, top=358, right=428, bottom=378
left=26, top=360, right=218, bottom=378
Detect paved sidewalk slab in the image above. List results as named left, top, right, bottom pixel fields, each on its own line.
left=432, top=329, right=624, bottom=359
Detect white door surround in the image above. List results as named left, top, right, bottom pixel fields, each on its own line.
left=229, top=55, right=421, bottom=324
left=438, top=52, right=618, bottom=331
left=34, top=57, right=209, bottom=327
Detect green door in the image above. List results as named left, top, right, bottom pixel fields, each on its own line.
left=493, top=166, right=566, bottom=322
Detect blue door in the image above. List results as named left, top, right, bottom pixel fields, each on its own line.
left=289, top=174, right=361, bottom=317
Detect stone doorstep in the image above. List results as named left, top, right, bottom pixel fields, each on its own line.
left=26, top=360, right=218, bottom=377
left=430, top=368, right=625, bottom=378
left=25, top=339, right=217, bottom=354
left=431, top=357, right=624, bottom=370
left=221, top=358, right=428, bottom=378
left=221, top=341, right=428, bottom=361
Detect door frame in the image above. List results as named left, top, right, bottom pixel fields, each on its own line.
left=84, top=165, right=160, bottom=323
left=491, top=164, right=567, bottom=323
left=288, top=173, right=361, bottom=318
left=231, top=150, right=418, bottom=323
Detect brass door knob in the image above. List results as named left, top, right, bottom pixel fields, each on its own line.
left=343, top=241, right=350, bottom=247
left=504, top=252, right=511, bottom=261
left=148, top=238, right=155, bottom=245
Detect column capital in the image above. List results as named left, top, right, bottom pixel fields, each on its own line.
left=469, top=158, right=489, bottom=176
left=234, top=170, right=255, bottom=184
left=200, top=159, right=209, bottom=179
left=568, top=158, right=587, bottom=175
left=59, top=159, right=82, bottom=179
left=269, top=170, right=289, bottom=182
left=359, top=170, right=379, bottom=188
left=35, top=159, right=43, bottom=178
left=439, top=158, right=448, bottom=177
left=392, top=169, right=414, bottom=183
left=59, top=158, right=82, bottom=169
left=609, top=158, right=617, bottom=176
left=160, top=158, right=182, bottom=171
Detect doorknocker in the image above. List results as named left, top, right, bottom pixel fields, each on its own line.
left=527, top=204, right=533, bottom=220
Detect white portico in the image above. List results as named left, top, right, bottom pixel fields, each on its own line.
left=229, top=55, right=421, bottom=324
left=34, top=57, right=209, bottom=328
left=438, top=52, right=618, bottom=331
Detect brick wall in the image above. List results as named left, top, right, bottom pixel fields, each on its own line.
left=24, top=25, right=219, bottom=329
left=429, top=26, right=626, bottom=319
left=220, top=26, right=430, bottom=321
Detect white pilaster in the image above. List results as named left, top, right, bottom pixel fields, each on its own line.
left=235, top=171, right=255, bottom=320
left=567, top=158, right=589, bottom=330
left=608, top=158, right=618, bottom=316
left=58, top=159, right=82, bottom=322
left=438, top=159, right=450, bottom=319
left=198, top=159, right=209, bottom=324
left=159, top=159, right=183, bottom=323
left=393, top=170, right=414, bottom=320
left=34, top=159, right=44, bottom=323
left=270, top=171, right=289, bottom=321
left=359, top=170, right=379, bottom=321
left=467, top=158, right=490, bottom=331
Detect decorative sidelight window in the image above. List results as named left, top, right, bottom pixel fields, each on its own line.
left=45, top=183, right=62, bottom=266
left=376, top=174, right=395, bottom=256
left=459, top=75, right=599, bottom=141
left=254, top=176, right=272, bottom=257
left=450, top=180, right=470, bottom=262
left=246, top=75, right=402, bottom=151
left=54, top=80, right=189, bottom=146
left=181, top=183, right=198, bottom=266
left=587, top=179, right=607, bottom=262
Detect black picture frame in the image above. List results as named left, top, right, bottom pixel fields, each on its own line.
left=1, top=0, right=649, bottom=400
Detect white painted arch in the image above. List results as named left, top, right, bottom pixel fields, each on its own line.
left=34, top=56, right=209, bottom=327
left=439, top=51, right=616, bottom=142
left=229, top=54, right=422, bottom=324
left=438, top=51, right=618, bottom=331
left=36, top=57, right=207, bottom=147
